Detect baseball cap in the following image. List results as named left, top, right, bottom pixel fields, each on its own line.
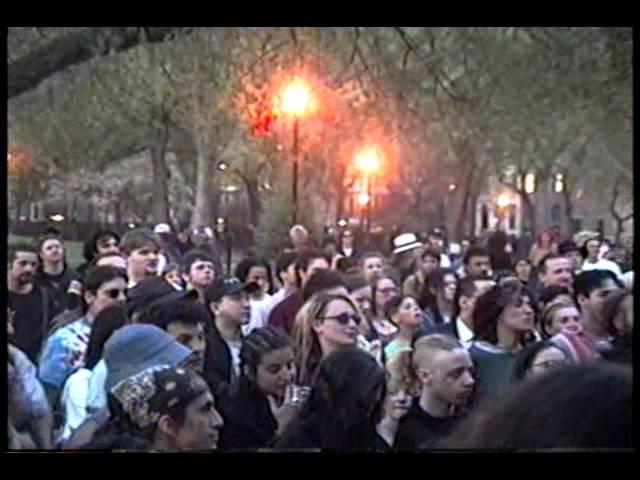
left=104, top=324, right=194, bottom=391
left=154, top=223, right=171, bottom=234
left=204, top=277, right=260, bottom=304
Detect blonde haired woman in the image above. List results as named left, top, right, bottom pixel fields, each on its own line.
left=293, top=293, right=363, bottom=386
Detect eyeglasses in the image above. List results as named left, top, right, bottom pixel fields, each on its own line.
left=319, top=312, right=361, bottom=325
left=101, top=288, right=126, bottom=299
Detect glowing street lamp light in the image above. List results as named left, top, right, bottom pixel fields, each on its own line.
left=355, top=148, right=381, bottom=174
left=217, top=162, right=228, bottom=172
left=279, top=77, right=314, bottom=226
left=355, top=147, right=382, bottom=239
left=357, top=192, right=371, bottom=206
left=280, top=78, right=311, bottom=117
left=496, top=192, right=512, bottom=209
left=49, top=214, right=65, bottom=223
left=448, top=183, right=457, bottom=192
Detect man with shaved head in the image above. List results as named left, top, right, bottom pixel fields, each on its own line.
left=395, top=334, right=475, bottom=451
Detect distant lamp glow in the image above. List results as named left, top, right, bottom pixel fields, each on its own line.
left=217, top=162, right=228, bottom=171
left=448, top=183, right=457, bottom=192
left=355, top=148, right=381, bottom=174
left=280, top=78, right=311, bottom=117
left=128, top=223, right=136, bottom=229
left=524, top=173, right=536, bottom=194
left=496, top=193, right=512, bottom=209
left=357, top=192, right=371, bottom=205
left=216, top=217, right=226, bottom=225
left=49, top=214, right=65, bottom=223
left=553, top=173, right=565, bottom=193
left=337, top=219, right=348, bottom=228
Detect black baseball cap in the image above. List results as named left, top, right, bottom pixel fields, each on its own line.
left=205, top=277, right=260, bottom=303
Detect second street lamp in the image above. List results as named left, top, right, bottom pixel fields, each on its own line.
left=355, top=148, right=381, bottom=240
left=280, top=77, right=312, bottom=225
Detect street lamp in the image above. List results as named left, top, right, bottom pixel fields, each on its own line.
left=496, top=192, right=514, bottom=230
left=354, top=147, right=381, bottom=239
left=279, top=77, right=312, bottom=225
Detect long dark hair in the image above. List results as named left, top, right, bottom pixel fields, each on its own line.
left=473, top=282, right=536, bottom=346
left=85, top=306, right=128, bottom=370
left=286, top=348, right=387, bottom=451
left=417, top=268, right=456, bottom=313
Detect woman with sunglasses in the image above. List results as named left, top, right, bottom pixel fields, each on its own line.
left=383, top=295, right=423, bottom=363
left=38, top=266, right=127, bottom=415
left=293, top=293, right=362, bottom=386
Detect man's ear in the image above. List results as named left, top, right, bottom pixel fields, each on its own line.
left=417, top=367, right=431, bottom=386
left=84, top=291, right=96, bottom=308
left=576, top=293, right=588, bottom=308
left=243, top=364, right=256, bottom=381
left=157, top=414, right=178, bottom=438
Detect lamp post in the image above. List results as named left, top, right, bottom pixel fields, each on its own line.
left=355, top=148, right=381, bottom=241
left=280, top=77, right=312, bottom=225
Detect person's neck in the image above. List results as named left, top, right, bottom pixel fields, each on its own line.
left=85, top=311, right=96, bottom=325
left=320, top=339, right=342, bottom=359
left=188, top=284, right=207, bottom=301
left=437, top=298, right=452, bottom=317
left=284, top=284, right=298, bottom=296
left=8, top=276, right=33, bottom=294
left=587, top=256, right=599, bottom=264
left=581, top=312, right=608, bottom=340
left=43, top=261, right=64, bottom=276
left=419, top=388, right=450, bottom=418
left=215, top=315, right=242, bottom=342
left=152, top=433, right=176, bottom=452
left=128, top=269, right=147, bottom=286
left=496, top=324, right=522, bottom=351
left=398, top=324, right=416, bottom=342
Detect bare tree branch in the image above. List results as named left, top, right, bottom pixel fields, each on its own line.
left=9, top=27, right=193, bottom=99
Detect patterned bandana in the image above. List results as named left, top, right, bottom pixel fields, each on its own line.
left=110, top=365, right=209, bottom=430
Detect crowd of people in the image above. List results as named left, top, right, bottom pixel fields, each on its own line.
left=7, top=222, right=634, bottom=451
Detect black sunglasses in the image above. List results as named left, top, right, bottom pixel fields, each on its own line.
left=320, top=312, right=361, bottom=326
left=102, top=288, right=125, bottom=299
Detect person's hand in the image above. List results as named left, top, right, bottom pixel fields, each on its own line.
left=267, top=385, right=308, bottom=435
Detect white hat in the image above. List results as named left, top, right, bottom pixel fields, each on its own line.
left=154, top=223, right=171, bottom=234
left=392, top=233, right=423, bottom=255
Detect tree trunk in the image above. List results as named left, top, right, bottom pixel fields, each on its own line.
left=192, top=148, right=215, bottom=228
left=246, top=180, right=262, bottom=228
left=150, top=127, right=171, bottom=225
left=519, top=191, right=537, bottom=236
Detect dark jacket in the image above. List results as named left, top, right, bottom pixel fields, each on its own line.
left=35, top=266, right=81, bottom=317
left=267, top=293, right=304, bottom=335
left=274, top=418, right=390, bottom=452
left=395, top=398, right=462, bottom=451
left=202, top=316, right=233, bottom=394
left=416, top=320, right=460, bottom=342
left=217, top=380, right=278, bottom=451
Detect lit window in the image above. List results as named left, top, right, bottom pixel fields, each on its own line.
left=553, top=173, right=565, bottom=193
left=524, top=173, right=536, bottom=194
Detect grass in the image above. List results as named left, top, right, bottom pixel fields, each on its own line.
left=9, top=234, right=85, bottom=269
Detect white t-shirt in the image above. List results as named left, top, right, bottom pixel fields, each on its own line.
left=440, top=254, right=452, bottom=269
left=60, top=368, right=92, bottom=442
left=581, top=258, right=623, bottom=279
left=343, top=247, right=354, bottom=257
left=87, top=360, right=108, bottom=412
left=242, top=294, right=273, bottom=336
left=456, top=317, right=474, bottom=349
left=227, top=340, right=242, bottom=381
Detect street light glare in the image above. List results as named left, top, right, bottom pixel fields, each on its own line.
left=281, top=78, right=311, bottom=116
left=355, top=148, right=381, bottom=174
left=497, top=193, right=512, bottom=208
left=357, top=192, right=371, bottom=205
